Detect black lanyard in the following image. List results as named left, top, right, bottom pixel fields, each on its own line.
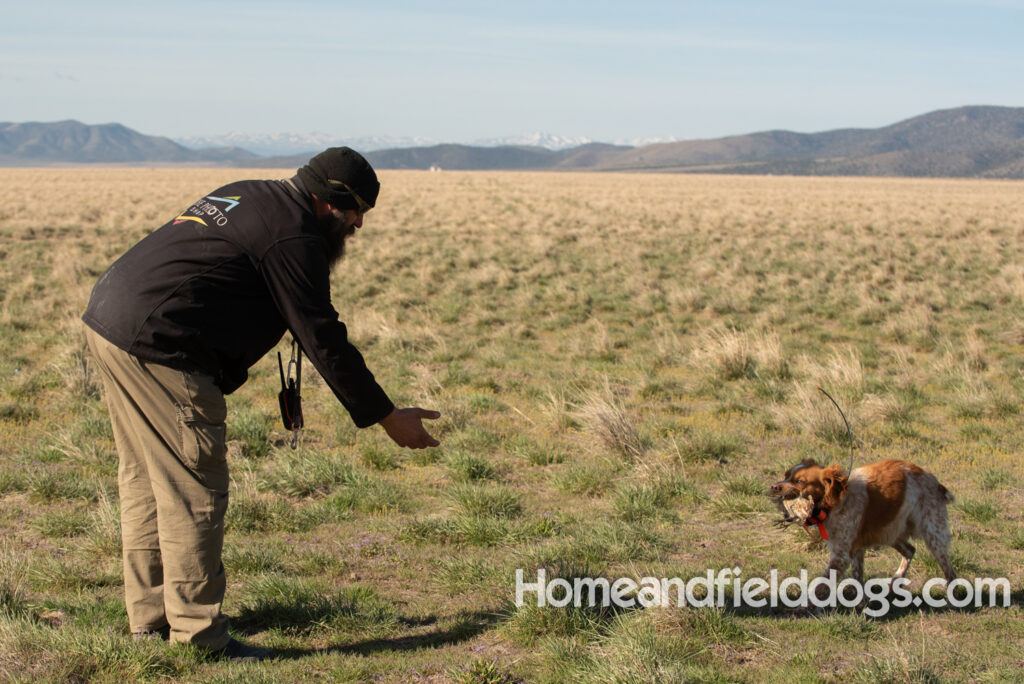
left=277, top=338, right=304, bottom=449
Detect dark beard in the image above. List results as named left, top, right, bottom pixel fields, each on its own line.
left=320, top=213, right=356, bottom=269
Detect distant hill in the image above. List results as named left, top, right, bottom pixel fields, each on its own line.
left=588, top=106, right=1024, bottom=178
left=3, top=107, right=1024, bottom=178
left=351, top=107, right=1024, bottom=178
left=0, top=120, right=258, bottom=165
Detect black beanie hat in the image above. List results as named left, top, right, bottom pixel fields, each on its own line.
left=296, top=147, right=380, bottom=212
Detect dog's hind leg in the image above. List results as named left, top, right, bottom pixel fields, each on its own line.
left=921, top=507, right=956, bottom=583
left=893, top=540, right=915, bottom=579
left=923, top=533, right=956, bottom=583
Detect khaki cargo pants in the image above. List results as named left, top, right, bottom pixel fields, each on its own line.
left=85, top=326, right=231, bottom=649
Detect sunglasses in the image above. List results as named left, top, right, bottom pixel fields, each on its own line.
left=327, top=179, right=373, bottom=214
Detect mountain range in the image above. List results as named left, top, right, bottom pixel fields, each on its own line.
left=172, top=131, right=612, bottom=155
left=3, top=106, right=1024, bottom=178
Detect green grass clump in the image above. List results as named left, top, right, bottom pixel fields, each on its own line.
left=708, top=491, right=774, bottom=519
left=227, top=493, right=320, bottom=533
left=32, top=508, right=91, bottom=538
left=0, top=550, right=32, bottom=621
left=0, top=617, right=193, bottom=682
left=258, top=448, right=362, bottom=498
left=502, top=564, right=612, bottom=647
left=450, top=515, right=516, bottom=546
left=978, top=468, right=1011, bottom=490
left=0, top=469, right=28, bottom=495
left=223, top=544, right=288, bottom=575
left=398, top=514, right=521, bottom=547
left=27, top=471, right=102, bottom=503
left=613, top=480, right=678, bottom=523
left=445, top=450, right=498, bottom=481
left=541, top=614, right=714, bottom=682
left=360, top=444, right=399, bottom=471
left=674, top=427, right=745, bottom=463
left=27, top=554, right=121, bottom=593
left=322, top=476, right=411, bottom=515
left=538, top=520, right=667, bottom=565
left=850, top=653, right=945, bottom=684
left=234, top=577, right=398, bottom=638
left=435, top=556, right=505, bottom=595
left=449, top=483, right=523, bottom=519
left=552, top=462, right=617, bottom=496
left=226, top=409, right=273, bottom=459
left=518, top=444, right=567, bottom=466
left=573, top=382, right=648, bottom=461
left=956, top=499, right=999, bottom=523
left=448, top=658, right=521, bottom=684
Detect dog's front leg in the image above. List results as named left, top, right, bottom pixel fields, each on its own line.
left=850, top=549, right=865, bottom=584
left=825, top=551, right=851, bottom=579
left=849, top=549, right=876, bottom=612
left=815, top=553, right=851, bottom=604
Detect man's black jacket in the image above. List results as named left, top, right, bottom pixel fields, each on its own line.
left=82, top=177, right=394, bottom=428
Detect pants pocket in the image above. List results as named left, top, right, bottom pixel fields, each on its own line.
left=175, top=374, right=229, bottom=491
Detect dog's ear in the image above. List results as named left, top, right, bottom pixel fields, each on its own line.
left=783, top=457, right=820, bottom=480
left=821, top=464, right=848, bottom=509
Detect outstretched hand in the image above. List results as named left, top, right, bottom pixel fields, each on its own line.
left=379, top=407, right=441, bottom=449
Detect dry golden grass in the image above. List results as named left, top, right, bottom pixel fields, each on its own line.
left=2, top=168, right=1024, bottom=681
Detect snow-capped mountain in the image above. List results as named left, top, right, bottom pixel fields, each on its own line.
left=472, top=133, right=678, bottom=149
left=612, top=135, right=680, bottom=147
left=469, top=132, right=594, bottom=150
left=173, top=133, right=440, bottom=156
left=174, top=131, right=680, bottom=156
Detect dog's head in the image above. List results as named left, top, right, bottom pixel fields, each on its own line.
left=770, top=458, right=848, bottom=523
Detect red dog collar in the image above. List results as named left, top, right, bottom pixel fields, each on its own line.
left=803, top=508, right=829, bottom=541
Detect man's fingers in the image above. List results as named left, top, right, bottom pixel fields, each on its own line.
left=417, top=409, right=440, bottom=447
left=380, top=407, right=441, bottom=448
left=416, top=424, right=440, bottom=448
left=407, top=434, right=438, bottom=449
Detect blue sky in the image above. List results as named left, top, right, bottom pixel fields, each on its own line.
left=3, top=0, right=1023, bottom=142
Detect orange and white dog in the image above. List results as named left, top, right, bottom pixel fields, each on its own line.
left=770, top=459, right=956, bottom=584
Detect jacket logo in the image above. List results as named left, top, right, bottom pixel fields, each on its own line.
left=173, top=195, right=242, bottom=227
left=205, top=195, right=241, bottom=212
left=173, top=215, right=208, bottom=226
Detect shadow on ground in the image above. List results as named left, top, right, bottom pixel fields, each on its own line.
left=236, top=609, right=502, bottom=659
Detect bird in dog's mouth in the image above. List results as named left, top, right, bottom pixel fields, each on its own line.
left=772, top=492, right=816, bottom=528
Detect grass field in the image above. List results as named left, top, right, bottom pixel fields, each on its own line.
left=1, top=168, right=1023, bottom=682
